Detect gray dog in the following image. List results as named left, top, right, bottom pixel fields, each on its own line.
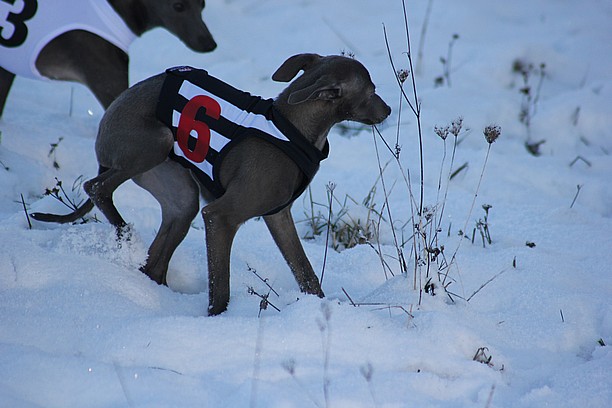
left=0, top=0, right=216, bottom=117
left=32, top=53, right=391, bottom=315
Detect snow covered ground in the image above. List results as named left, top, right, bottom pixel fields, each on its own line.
left=1, top=0, right=611, bottom=407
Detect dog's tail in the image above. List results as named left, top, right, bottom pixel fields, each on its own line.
left=30, top=166, right=105, bottom=224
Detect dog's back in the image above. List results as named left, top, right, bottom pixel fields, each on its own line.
left=0, top=0, right=134, bottom=79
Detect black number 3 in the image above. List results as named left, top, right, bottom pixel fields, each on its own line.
left=0, top=0, right=38, bottom=47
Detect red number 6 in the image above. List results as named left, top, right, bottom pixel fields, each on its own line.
left=176, top=95, right=221, bottom=163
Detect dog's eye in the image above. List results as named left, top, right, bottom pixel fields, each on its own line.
left=173, top=2, right=186, bottom=12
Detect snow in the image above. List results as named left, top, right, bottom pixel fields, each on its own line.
left=1, top=0, right=611, bottom=407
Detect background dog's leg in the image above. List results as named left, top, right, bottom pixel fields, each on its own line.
left=37, top=31, right=129, bottom=109
left=80, top=61, right=128, bottom=109
left=133, top=161, right=200, bottom=285
left=264, top=207, right=324, bottom=297
left=0, top=68, right=15, bottom=118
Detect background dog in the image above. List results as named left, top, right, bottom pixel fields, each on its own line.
left=0, top=0, right=216, bottom=117
left=32, top=53, right=391, bottom=315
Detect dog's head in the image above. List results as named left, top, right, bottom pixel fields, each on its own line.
left=272, top=53, right=391, bottom=125
left=148, top=0, right=217, bottom=52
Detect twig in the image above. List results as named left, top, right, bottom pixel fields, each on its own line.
left=341, top=287, right=356, bottom=306
left=569, top=156, right=591, bottom=167
left=466, top=267, right=509, bottom=302
left=247, top=263, right=279, bottom=297
left=570, top=184, right=582, bottom=208
left=449, top=161, right=468, bottom=180
left=371, top=304, right=414, bottom=318
left=21, top=194, right=32, bottom=229
left=247, top=287, right=281, bottom=316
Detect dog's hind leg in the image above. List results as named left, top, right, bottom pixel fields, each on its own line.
left=133, top=160, right=200, bottom=285
left=264, top=206, right=324, bottom=297
left=83, top=167, right=134, bottom=229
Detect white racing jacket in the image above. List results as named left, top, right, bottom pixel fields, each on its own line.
left=0, top=0, right=135, bottom=78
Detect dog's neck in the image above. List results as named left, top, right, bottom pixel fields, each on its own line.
left=273, top=96, right=336, bottom=151
left=108, top=0, right=151, bottom=35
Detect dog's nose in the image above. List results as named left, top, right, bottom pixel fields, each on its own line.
left=383, top=103, right=392, bottom=118
left=192, top=36, right=217, bottom=52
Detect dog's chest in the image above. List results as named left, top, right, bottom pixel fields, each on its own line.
left=156, top=66, right=328, bottom=213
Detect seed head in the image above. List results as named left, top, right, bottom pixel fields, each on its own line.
left=434, top=125, right=449, bottom=140
left=450, top=117, right=463, bottom=137
left=483, top=125, right=501, bottom=144
left=397, top=69, right=409, bottom=84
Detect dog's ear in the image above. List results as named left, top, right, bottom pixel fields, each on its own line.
left=287, top=75, right=342, bottom=105
left=272, top=53, right=322, bottom=82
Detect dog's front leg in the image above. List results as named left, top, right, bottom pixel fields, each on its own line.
left=264, top=206, right=324, bottom=298
left=202, top=205, right=240, bottom=315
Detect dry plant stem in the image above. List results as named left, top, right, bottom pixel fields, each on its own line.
left=382, top=3, right=426, bottom=293
left=428, top=137, right=448, bottom=252
left=401, top=1, right=427, bottom=295
left=395, top=77, right=403, bottom=153
left=369, top=228, right=395, bottom=279
left=401, top=0, right=425, bottom=217
left=435, top=139, right=448, bottom=213
left=382, top=25, right=417, bottom=117
left=372, top=127, right=407, bottom=276
left=436, top=135, right=459, bottom=236
left=450, top=144, right=493, bottom=265
left=442, top=34, right=459, bottom=87
left=319, top=184, right=335, bottom=286
left=368, top=162, right=396, bottom=280
left=416, top=0, right=434, bottom=76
